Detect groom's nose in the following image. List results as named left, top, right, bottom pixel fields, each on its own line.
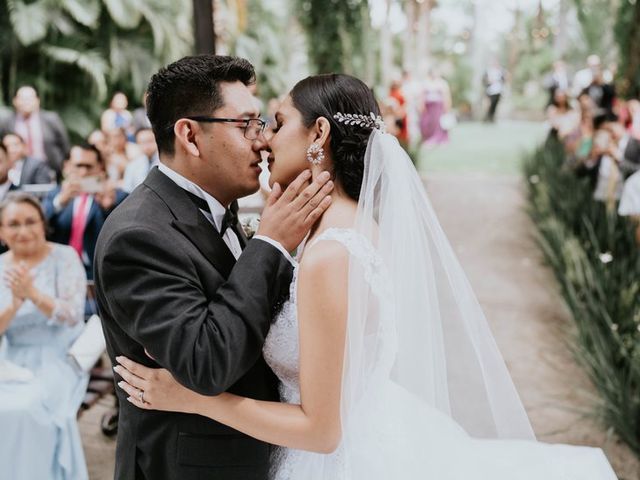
left=252, top=132, right=270, bottom=153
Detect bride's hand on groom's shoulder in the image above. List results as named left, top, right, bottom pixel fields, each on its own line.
left=257, top=170, right=333, bottom=252
left=114, top=356, right=196, bottom=414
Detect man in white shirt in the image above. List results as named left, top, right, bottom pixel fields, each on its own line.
left=573, top=54, right=601, bottom=97
left=0, top=86, right=69, bottom=179
left=2, top=133, right=55, bottom=187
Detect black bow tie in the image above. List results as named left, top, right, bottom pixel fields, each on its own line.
left=184, top=190, right=237, bottom=234
left=220, top=207, right=238, bottom=235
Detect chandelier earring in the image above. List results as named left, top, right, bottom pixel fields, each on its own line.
left=306, top=143, right=325, bottom=165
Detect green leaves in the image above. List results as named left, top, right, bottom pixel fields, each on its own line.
left=524, top=138, right=640, bottom=457
left=60, top=0, right=101, bottom=28
left=294, top=0, right=370, bottom=75
left=102, top=0, right=142, bottom=29
left=1, top=0, right=192, bottom=141
left=41, top=45, right=109, bottom=100
left=6, top=0, right=50, bottom=46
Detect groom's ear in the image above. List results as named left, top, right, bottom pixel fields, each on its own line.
left=173, top=119, right=201, bottom=157
left=313, top=117, right=331, bottom=147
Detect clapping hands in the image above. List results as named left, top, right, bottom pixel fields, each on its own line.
left=3, top=262, right=33, bottom=309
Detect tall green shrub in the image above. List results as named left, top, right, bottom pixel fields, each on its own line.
left=524, top=139, right=640, bottom=456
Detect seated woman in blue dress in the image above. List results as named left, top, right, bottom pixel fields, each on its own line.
left=0, top=193, right=88, bottom=480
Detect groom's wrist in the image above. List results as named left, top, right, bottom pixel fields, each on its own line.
left=252, top=235, right=297, bottom=267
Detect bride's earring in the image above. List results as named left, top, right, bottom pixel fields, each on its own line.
left=306, top=143, right=324, bottom=165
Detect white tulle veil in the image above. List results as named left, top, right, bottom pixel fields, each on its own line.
left=345, top=129, right=534, bottom=436
left=282, top=129, right=535, bottom=479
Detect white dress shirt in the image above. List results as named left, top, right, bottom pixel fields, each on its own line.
left=14, top=113, right=45, bottom=161
left=8, top=159, right=24, bottom=186
left=0, top=180, right=12, bottom=201
left=157, top=163, right=295, bottom=264
left=122, top=153, right=159, bottom=193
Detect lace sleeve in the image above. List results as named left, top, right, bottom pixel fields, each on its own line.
left=0, top=257, right=11, bottom=313
left=48, top=246, right=87, bottom=326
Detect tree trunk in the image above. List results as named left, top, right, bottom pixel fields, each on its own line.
left=402, top=0, right=416, bottom=76
left=380, top=0, right=393, bottom=88
left=507, top=6, right=522, bottom=78
left=415, top=0, right=433, bottom=78
left=623, top=1, right=640, bottom=96
left=193, top=0, right=216, bottom=54
left=554, top=0, right=569, bottom=58
left=468, top=0, right=485, bottom=119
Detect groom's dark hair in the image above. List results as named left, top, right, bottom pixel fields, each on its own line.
left=145, top=55, right=256, bottom=155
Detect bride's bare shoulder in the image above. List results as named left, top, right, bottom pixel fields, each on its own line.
left=299, top=238, right=349, bottom=276
left=296, top=198, right=358, bottom=277
left=296, top=240, right=349, bottom=327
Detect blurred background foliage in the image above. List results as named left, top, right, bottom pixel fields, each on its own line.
left=0, top=0, right=638, bottom=137
left=0, top=0, right=192, bottom=140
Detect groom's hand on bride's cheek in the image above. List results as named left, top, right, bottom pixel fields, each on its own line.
left=257, top=169, right=333, bottom=252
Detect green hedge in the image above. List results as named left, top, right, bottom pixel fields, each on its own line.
left=523, top=138, right=640, bottom=456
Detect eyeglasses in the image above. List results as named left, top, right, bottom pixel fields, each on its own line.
left=71, top=163, right=99, bottom=171
left=184, top=117, right=267, bottom=140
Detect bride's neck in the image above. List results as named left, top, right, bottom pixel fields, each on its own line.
left=309, top=187, right=358, bottom=238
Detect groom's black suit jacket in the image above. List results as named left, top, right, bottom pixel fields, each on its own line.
left=94, top=168, right=294, bottom=480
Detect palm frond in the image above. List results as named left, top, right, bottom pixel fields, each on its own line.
left=102, top=0, right=142, bottom=29
left=60, top=0, right=100, bottom=28
left=6, top=0, right=50, bottom=46
left=48, top=9, right=79, bottom=36
left=41, top=45, right=109, bottom=101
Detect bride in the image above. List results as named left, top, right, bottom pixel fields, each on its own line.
left=115, top=73, right=617, bottom=479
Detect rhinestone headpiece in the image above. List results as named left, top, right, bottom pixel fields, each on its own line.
left=333, top=112, right=386, bottom=133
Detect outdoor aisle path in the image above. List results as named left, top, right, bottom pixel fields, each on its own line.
left=421, top=121, right=639, bottom=479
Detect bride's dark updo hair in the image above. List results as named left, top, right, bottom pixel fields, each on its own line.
left=290, top=74, right=381, bottom=201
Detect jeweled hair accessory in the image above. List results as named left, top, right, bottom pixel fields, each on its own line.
left=333, top=112, right=386, bottom=133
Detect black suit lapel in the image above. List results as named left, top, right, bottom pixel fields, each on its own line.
left=172, top=214, right=236, bottom=279
left=19, top=158, right=32, bottom=185
left=144, top=168, right=237, bottom=279
left=229, top=200, right=248, bottom=248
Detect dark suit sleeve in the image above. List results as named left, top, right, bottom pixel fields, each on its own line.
left=43, top=189, right=59, bottom=221
left=33, top=161, right=55, bottom=184
left=0, top=115, right=11, bottom=138
left=49, top=112, right=70, bottom=165
left=98, top=227, right=293, bottom=395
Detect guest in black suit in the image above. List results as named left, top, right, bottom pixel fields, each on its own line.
left=582, top=70, right=616, bottom=123
left=94, top=55, right=333, bottom=480
left=0, top=143, right=18, bottom=202
left=2, top=133, right=55, bottom=186
left=0, top=86, right=70, bottom=179
left=0, top=143, right=17, bottom=254
left=43, top=143, right=126, bottom=280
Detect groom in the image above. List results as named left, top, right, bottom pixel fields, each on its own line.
left=94, top=55, right=333, bottom=480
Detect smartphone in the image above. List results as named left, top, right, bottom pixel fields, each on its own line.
left=79, top=176, right=103, bottom=194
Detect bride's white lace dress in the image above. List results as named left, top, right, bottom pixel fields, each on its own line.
left=263, top=227, right=617, bottom=480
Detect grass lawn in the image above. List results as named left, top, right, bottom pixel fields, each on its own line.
left=417, top=120, right=547, bottom=175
